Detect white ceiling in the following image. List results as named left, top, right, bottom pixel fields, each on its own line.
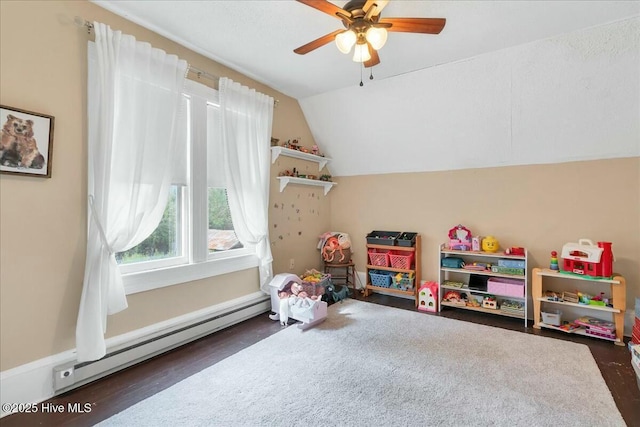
left=93, top=1, right=640, bottom=100
left=92, top=1, right=639, bottom=177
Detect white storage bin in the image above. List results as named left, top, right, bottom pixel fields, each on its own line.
left=541, top=310, right=562, bottom=326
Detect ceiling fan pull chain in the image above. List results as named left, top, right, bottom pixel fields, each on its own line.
left=360, top=62, right=364, bottom=87
left=370, top=67, right=374, bottom=80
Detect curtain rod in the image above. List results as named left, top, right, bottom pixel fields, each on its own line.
left=76, top=17, right=279, bottom=107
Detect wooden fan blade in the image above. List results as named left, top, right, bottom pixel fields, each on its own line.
left=379, top=17, right=446, bottom=34
left=363, top=0, right=389, bottom=18
left=296, top=0, right=352, bottom=20
left=364, top=44, right=380, bottom=68
left=294, top=29, right=344, bottom=55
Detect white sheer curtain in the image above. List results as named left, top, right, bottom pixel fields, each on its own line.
left=76, top=22, right=187, bottom=362
left=219, top=78, right=274, bottom=292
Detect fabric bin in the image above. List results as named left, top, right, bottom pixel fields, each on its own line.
left=487, top=277, right=525, bottom=297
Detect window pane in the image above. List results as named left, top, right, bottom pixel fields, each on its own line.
left=208, top=188, right=242, bottom=252
left=117, top=186, right=181, bottom=264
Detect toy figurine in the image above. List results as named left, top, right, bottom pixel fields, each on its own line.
left=482, top=236, right=499, bottom=253
left=550, top=251, right=559, bottom=270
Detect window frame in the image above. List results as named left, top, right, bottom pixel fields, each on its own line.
left=120, top=79, right=259, bottom=295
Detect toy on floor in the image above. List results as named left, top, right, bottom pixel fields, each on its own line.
left=268, top=273, right=328, bottom=329
left=418, top=281, right=438, bottom=312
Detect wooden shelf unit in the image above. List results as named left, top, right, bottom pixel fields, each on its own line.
left=364, top=235, right=421, bottom=306
left=532, top=267, right=626, bottom=346
left=438, top=244, right=528, bottom=326
left=271, top=147, right=336, bottom=195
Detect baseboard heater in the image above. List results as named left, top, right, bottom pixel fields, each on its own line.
left=53, top=296, right=270, bottom=394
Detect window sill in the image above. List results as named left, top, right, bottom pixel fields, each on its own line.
left=122, top=253, right=260, bottom=295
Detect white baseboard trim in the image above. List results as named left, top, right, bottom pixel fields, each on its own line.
left=0, top=291, right=270, bottom=418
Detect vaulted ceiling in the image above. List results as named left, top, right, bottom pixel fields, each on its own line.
left=94, top=1, right=640, bottom=176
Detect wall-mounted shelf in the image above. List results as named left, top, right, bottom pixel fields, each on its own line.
left=271, top=146, right=332, bottom=171
left=276, top=176, right=336, bottom=195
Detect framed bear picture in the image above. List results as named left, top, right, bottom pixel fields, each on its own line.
left=0, top=105, right=55, bottom=178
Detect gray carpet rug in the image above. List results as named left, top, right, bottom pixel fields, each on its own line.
left=98, top=300, right=625, bottom=427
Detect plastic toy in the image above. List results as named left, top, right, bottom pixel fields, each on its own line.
left=418, top=281, right=438, bottom=312
left=505, top=247, right=525, bottom=256
left=448, top=224, right=472, bottom=250
left=482, top=236, right=499, bottom=253
left=560, top=239, right=614, bottom=277
left=588, top=292, right=607, bottom=307
left=472, top=236, right=483, bottom=251
left=442, top=290, right=466, bottom=306
left=482, top=295, right=498, bottom=309
left=550, top=251, right=559, bottom=270
left=267, top=273, right=328, bottom=329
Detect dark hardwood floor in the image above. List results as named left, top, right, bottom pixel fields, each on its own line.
left=2, top=293, right=639, bottom=427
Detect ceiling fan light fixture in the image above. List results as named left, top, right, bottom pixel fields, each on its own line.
left=352, top=42, right=371, bottom=63
left=365, top=27, right=388, bottom=50
left=335, top=30, right=357, bottom=54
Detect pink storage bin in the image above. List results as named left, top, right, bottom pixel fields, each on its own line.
left=389, top=251, right=414, bottom=270
left=487, top=277, right=524, bottom=297
left=368, top=249, right=389, bottom=267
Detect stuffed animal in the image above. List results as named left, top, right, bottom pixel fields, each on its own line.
left=318, top=232, right=352, bottom=263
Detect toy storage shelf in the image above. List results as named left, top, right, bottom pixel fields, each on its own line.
left=271, top=146, right=332, bottom=171
left=440, top=267, right=527, bottom=280
left=364, top=235, right=421, bottom=306
left=438, top=244, right=528, bottom=326
left=440, top=301, right=526, bottom=319
left=532, top=267, right=626, bottom=346
left=276, top=176, right=336, bottom=195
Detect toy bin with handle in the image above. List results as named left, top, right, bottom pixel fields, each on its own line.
left=389, top=251, right=414, bottom=270
left=541, top=310, right=562, bottom=326
left=368, top=249, right=389, bottom=267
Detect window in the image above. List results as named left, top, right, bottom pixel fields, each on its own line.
left=118, top=80, right=259, bottom=294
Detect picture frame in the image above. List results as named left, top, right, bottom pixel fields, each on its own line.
left=0, top=105, right=55, bottom=178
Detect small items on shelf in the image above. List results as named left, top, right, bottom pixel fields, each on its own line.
left=365, top=233, right=421, bottom=306
left=438, top=243, right=528, bottom=325
left=541, top=288, right=613, bottom=308
left=532, top=267, right=626, bottom=346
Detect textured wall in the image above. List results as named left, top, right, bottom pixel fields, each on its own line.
left=0, top=0, right=321, bottom=370
left=301, top=17, right=640, bottom=176
left=330, top=157, right=640, bottom=330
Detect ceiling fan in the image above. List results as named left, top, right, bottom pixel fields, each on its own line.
left=293, top=0, right=446, bottom=68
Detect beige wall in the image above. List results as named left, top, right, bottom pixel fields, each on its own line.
left=0, top=0, right=327, bottom=370
left=1, top=0, right=637, bottom=372
left=330, top=157, right=640, bottom=319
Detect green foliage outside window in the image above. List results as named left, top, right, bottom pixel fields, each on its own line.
left=117, top=187, right=236, bottom=264
left=208, top=188, right=233, bottom=230
left=117, top=188, right=178, bottom=264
